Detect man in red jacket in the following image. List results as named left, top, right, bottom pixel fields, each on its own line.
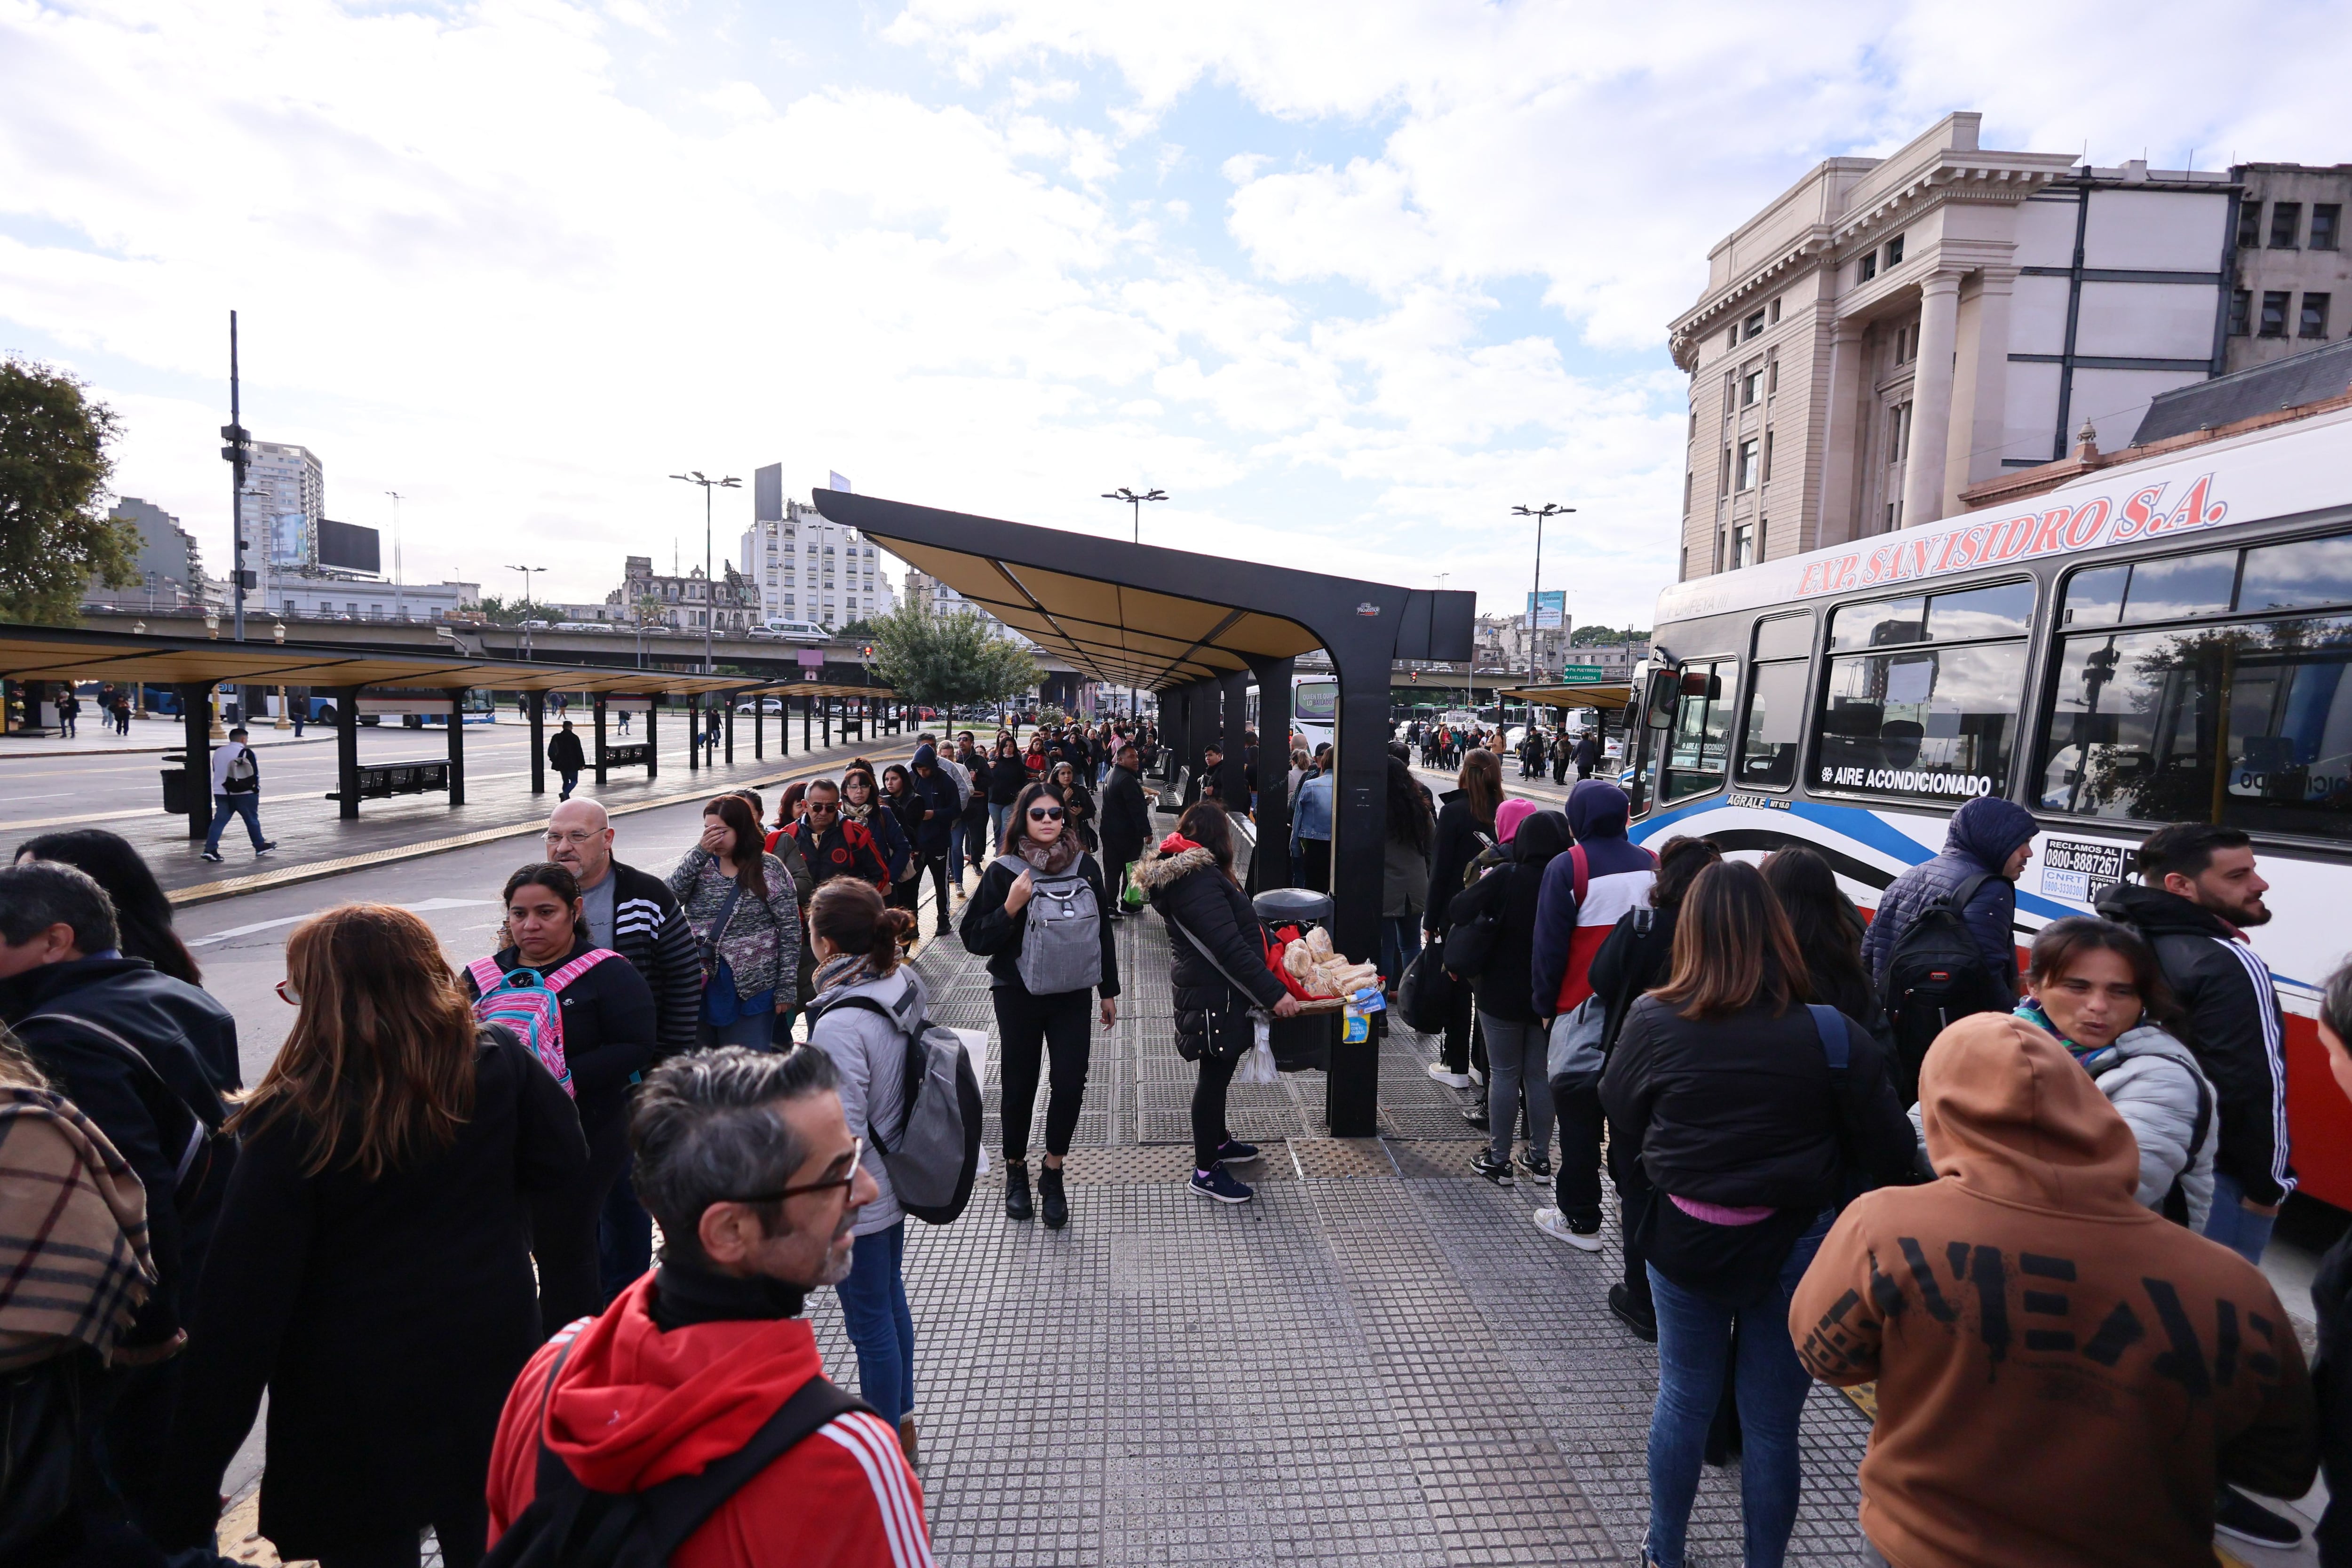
left=487, top=1046, right=935, bottom=1568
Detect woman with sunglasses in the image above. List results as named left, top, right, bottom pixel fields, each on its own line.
left=465, top=862, right=659, bottom=1327
left=958, top=780, right=1120, bottom=1228
left=160, top=904, right=588, bottom=1568
left=803, top=878, right=927, bottom=1462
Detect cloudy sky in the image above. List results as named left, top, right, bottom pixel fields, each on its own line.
left=5, top=1, right=2349, bottom=629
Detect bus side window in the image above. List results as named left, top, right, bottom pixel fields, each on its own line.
left=1737, top=661, right=1808, bottom=789
left=1663, top=660, right=1734, bottom=803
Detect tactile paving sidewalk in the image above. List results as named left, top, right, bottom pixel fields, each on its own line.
left=801, top=905, right=1879, bottom=1566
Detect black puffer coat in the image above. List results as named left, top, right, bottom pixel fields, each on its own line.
left=1443, top=811, right=1570, bottom=1025
left=1134, top=843, right=1287, bottom=1038
left=1423, top=788, right=1497, bottom=936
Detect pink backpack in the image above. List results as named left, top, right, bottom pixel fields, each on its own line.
left=466, top=950, right=618, bottom=1098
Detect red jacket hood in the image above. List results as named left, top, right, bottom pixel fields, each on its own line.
left=541, top=1272, right=827, bottom=1492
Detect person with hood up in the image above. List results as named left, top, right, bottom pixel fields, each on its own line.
left=1530, top=780, right=1656, bottom=1248
left=1446, top=810, right=1570, bottom=1198
left=1859, top=793, right=2035, bottom=1008
left=485, top=1045, right=935, bottom=1568
left=1423, top=750, right=1502, bottom=1089
left=804, top=879, right=928, bottom=1465
left=1791, top=1011, right=2316, bottom=1568
left=1134, top=804, right=1301, bottom=1204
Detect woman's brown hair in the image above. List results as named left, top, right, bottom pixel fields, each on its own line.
left=704, top=795, right=768, bottom=897
left=1001, top=780, right=1068, bottom=855
left=234, top=904, right=478, bottom=1179
left=809, top=878, right=916, bottom=974
left=1456, top=749, right=1502, bottom=827
left=2027, top=917, right=2184, bottom=1028
left=1650, top=835, right=1723, bottom=911
left=1174, top=801, right=1237, bottom=880
left=1650, top=860, right=1809, bottom=1021
left=503, top=861, right=590, bottom=947
left=773, top=781, right=807, bottom=828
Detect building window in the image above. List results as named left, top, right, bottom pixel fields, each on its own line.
left=1890, top=401, right=1913, bottom=462
left=1732, top=523, right=1756, bottom=570
left=1743, top=310, right=1765, bottom=341
left=1769, top=297, right=1782, bottom=325
left=1885, top=233, right=1905, bottom=266
left=1684, top=471, right=1694, bottom=514
left=1721, top=372, right=1735, bottom=422
left=1762, top=428, right=1775, bottom=484
left=1885, top=502, right=1898, bottom=532
left=2316, top=205, right=2343, bottom=251
left=1736, top=438, right=1760, bottom=490
left=2229, top=289, right=2253, bottom=335
left=1859, top=250, right=1878, bottom=283
left=1741, top=368, right=1763, bottom=407
left=2260, top=290, right=2292, bottom=337
left=1688, top=411, right=1698, bottom=440
left=2302, top=293, right=2333, bottom=339
left=2270, top=202, right=2303, bottom=249
left=2237, top=200, right=2264, bottom=251
left=1767, top=356, right=1780, bottom=395
left=1720, top=446, right=1732, bottom=497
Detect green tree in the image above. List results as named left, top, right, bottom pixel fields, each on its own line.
left=1570, top=623, right=1650, bottom=646
left=473, top=593, right=536, bottom=626
left=0, top=358, right=137, bottom=625
left=868, top=604, right=1040, bottom=711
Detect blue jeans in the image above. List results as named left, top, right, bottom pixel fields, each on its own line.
left=987, top=802, right=1014, bottom=856
left=837, top=1222, right=914, bottom=1424
left=1380, top=917, right=1422, bottom=990
left=697, top=1007, right=776, bottom=1051
left=204, top=792, right=264, bottom=852
left=599, top=1169, right=654, bottom=1305
left=558, top=768, right=579, bottom=800
left=2203, top=1170, right=2277, bottom=1266
left=1644, top=1211, right=1833, bottom=1568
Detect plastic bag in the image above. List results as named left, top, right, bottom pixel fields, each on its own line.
left=1232, top=1015, right=1279, bottom=1084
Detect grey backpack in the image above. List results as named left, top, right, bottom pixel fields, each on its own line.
left=820, top=993, right=982, bottom=1225
left=994, top=854, right=1103, bottom=995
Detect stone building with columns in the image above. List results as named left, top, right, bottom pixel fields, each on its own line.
left=1669, top=112, right=2241, bottom=580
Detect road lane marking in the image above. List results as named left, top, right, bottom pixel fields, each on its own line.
left=187, top=897, right=497, bottom=946
left=0, top=808, right=169, bottom=831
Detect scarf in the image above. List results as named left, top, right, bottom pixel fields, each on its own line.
left=1014, top=834, right=1081, bottom=875
left=0, top=1086, right=157, bottom=1370
left=840, top=799, right=873, bottom=827
left=1156, top=831, right=1200, bottom=857
left=815, top=949, right=883, bottom=995
left=2016, top=999, right=2114, bottom=1065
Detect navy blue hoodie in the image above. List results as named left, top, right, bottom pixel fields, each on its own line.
left=1860, top=795, right=2037, bottom=992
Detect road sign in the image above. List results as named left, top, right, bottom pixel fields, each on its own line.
left=1559, top=665, right=1607, bottom=684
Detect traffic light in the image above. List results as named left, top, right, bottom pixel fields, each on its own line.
left=220, top=422, right=250, bottom=466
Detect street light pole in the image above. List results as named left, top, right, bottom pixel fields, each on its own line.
left=671, top=471, right=742, bottom=673
left=385, top=491, right=405, bottom=621
left=1100, top=486, right=1167, bottom=544
left=506, top=564, right=546, bottom=659
left=1511, top=503, right=1575, bottom=690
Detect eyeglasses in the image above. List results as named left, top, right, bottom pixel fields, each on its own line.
left=275, top=978, right=300, bottom=1005
left=1027, top=806, right=1064, bottom=822
left=724, top=1138, right=863, bottom=1203
left=806, top=802, right=840, bottom=816
left=545, top=829, right=601, bottom=848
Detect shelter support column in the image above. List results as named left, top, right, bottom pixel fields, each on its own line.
left=1325, top=640, right=1394, bottom=1138
left=1219, top=670, right=1249, bottom=810
left=1247, top=658, right=1294, bottom=891
left=528, top=692, right=546, bottom=795
left=687, top=698, right=699, bottom=772
left=754, top=694, right=764, bottom=760
left=178, top=683, right=213, bottom=838
left=645, top=701, right=659, bottom=780
left=594, top=696, right=609, bottom=787
left=334, top=687, right=361, bottom=822
left=725, top=697, right=735, bottom=766
left=445, top=690, right=467, bottom=806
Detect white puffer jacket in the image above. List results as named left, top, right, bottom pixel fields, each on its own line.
left=1909, top=1021, right=2217, bottom=1230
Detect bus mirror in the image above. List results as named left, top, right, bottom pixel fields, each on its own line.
left=1642, top=668, right=1680, bottom=729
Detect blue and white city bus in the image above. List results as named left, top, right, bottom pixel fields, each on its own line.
left=1627, top=405, right=2352, bottom=1205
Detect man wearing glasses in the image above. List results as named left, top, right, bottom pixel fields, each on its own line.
left=788, top=779, right=891, bottom=895
left=487, top=1045, right=936, bottom=1566
left=542, top=796, right=702, bottom=1297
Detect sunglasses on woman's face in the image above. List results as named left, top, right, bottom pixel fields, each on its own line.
left=1027, top=806, right=1064, bottom=822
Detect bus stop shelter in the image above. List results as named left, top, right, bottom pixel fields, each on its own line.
left=0, top=622, right=749, bottom=834
left=731, top=680, right=901, bottom=760
left=810, top=489, right=1473, bottom=1136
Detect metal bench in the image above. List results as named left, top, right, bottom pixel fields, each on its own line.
left=599, top=742, right=652, bottom=769
left=325, top=759, right=453, bottom=801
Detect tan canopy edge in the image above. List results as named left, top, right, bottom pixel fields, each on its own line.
left=1496, top=682, right=1636, bottom=711
left=0, top=623, right=752, bottom=697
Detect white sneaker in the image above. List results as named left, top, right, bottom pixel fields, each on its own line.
left=1424, top=1062, right=1472, bottom=1089
left=1533, top=1207, right=1604, bottom=1250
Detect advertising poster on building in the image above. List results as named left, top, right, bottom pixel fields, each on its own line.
left=1526, top=589, right=1565, bottom=630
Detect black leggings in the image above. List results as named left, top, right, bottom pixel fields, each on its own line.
left=994, top=985, right=1093, bottom=1161
left=530, top=1106, right=629, bottom=1331
left=1192, top=1043, right=1239, bottom=1170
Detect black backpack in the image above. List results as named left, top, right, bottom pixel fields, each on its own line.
left=485, top=1338, right=874, bottom=1568
left=1876, top=871, right=2008, bottom=1104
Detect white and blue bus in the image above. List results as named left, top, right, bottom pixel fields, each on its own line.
left=1628, top=404, right=2352, bottom=1205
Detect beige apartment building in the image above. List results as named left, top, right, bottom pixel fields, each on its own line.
left=1665, top=113, right=2352, bottom=581
left=2227, top=163, right=2352, bottom=372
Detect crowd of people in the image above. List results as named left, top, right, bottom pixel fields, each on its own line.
left=1406, top=716, right=1601, bottom=784
left=9, top=722, right=2352, bottom=1568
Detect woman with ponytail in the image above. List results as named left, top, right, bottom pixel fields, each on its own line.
left=802, top=879, right=927, bottom=1464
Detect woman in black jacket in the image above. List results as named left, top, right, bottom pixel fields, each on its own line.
left=464, top=862, right=658, bottom=1326
left=1050, top=759, right=1101, bottom=866
left=958, top=780, right=1120, bottom=1229
left=157, top=904, right=588, bottom=1568
left=1423, top=749, right=1501, bottom=1087
left=1598, top=860, right=1912, bottom=1568
left=1446, top=810, right=1568, bottom=1194
left=1581, top=834, right=1721, bottom=1339
left=1134, top=803, right=1301, bottom=1204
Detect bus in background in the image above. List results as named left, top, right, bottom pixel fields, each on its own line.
left=1626, top=403, right=2352, bottom=1205
left=1292, top=673, right=1337, bottom=754
left=356, top=687, right=498, bottom=727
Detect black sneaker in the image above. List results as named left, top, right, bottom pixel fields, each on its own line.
left=1470, top=1150, right=1515, bottom=1187
left=1518, top=1150, right=1552, bottom=1178
left=1191, top=1166, right=1254, bottom=1203
left=254, top=841, right=277, bottom=857
left=1608, top=1282, right=1658, bottom=1342
left=1038, top=1165, right=1068, bottom=1230
left=1462, top=1103, right=1490, bottom=1130
left=1004, top=1162, right=1033, bottom=1221
left=1214, top=1138, right=1261, bottom=1166
left=200, top=849, right=224, bottom=863
left=2215, top=1487, right=2303, bottom=1548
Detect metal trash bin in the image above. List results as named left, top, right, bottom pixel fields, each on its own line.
left=159, top=751, right=193, bottom=816
left=1254, top=888, right=1338, bottom=1072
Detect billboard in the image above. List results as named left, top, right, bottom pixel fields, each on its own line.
left=317, top=518, right=381, bottom=573
left=755, top=463, right=783, bottom=523
left=1525, top=589, right=1565, bottom=630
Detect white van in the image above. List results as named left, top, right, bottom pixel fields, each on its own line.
left=753, top=619, right=829, bottom=643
